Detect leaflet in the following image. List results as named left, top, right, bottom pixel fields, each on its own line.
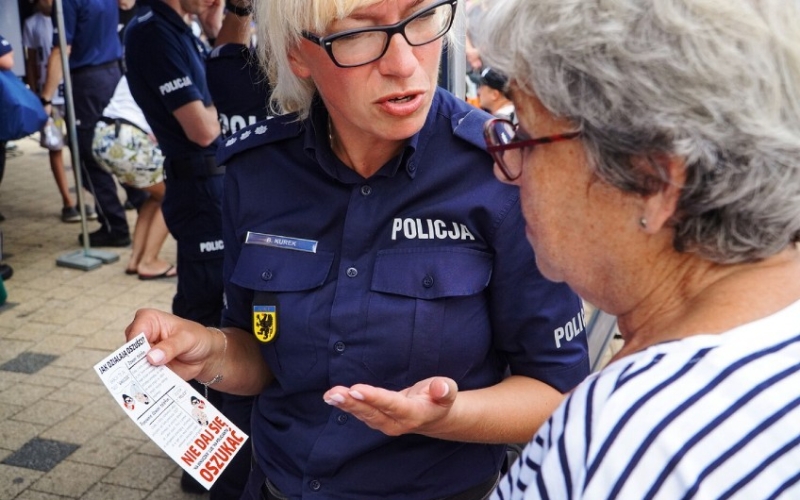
left=94, top=333, right=248, bottom=490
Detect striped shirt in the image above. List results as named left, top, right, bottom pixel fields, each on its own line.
left=493, top=299, right=800, bottom=500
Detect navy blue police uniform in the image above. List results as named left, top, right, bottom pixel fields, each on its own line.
left=54, top=0, right=130, bottom=241
left=125, top=1, right=224, bottom=328
left=206, top=43, right=271, bottom=137
left=218, top=88, right=591, bottom=500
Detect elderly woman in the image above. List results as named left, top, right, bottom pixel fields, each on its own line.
left=125, top=0, right=590, bottom=499
left=476, top=0, right=800, bottom=498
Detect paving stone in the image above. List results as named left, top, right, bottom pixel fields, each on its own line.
left=0, top=463, right=45, bottom=499
left=27, top=365, right=84, bottom=389
left=0, top=352, right=58, bottom=374
left=102, top=454, right=175, bottom=490
left=30, top=460, right=109, bottom=497
left=6, top=322, right=58, bottom=342
left=0, top=382, right=55, bottom=407
left=0, top=339, right=36, bottom=364
left=81, top=330, right=132, bottom=352
left=2, top=438, right=78, bottom=472
left=82, top=482, right=149, bottom=500
left=33, top=335, right=85, bottom=357
left=28, top=304, right=88, bottom=326
left=69, top=434, right=141, bottom=468
left=50, top=348, right=108, bottom=370
left=56, top=379, right=106, bottom=398
left=136, top=440, right=166, bottom=457
left=13, top=399, right=78, bottom=426
left=145, top=473, right=210, bottom=500
left=14, top=489, right=71, bottom=499
left=74, top=368, right=108, bottom=385
left=0, top=324, right=15, bottom=339
left=58, top=318, right=113, bottom=338
left=107, top=418, right=149, bottom=442
left=0, top=370, right=25, bottom=392
left=39, top=414, right=113, bottom=446
left=0, top=402, right=23, bottom=421
left=72, top=394, right=126, bottom=423
left=0, top=418, right=45, bottom=450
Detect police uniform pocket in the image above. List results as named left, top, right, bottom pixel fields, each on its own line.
left=365, top=247, right=493, bottom=387
left=230, top=245, right=334, bottom=382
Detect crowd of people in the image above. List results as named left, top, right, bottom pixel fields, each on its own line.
left=3, top=0, right=799, bottom=498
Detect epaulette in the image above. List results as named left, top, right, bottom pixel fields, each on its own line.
left=216, top=114, right=304, bottom=165
left=451, top=107, right=493, bottom=151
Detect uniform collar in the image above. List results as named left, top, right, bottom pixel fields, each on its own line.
left=150, top=0, right=194, bottom=34
left=303, top=95, right=445, bottom=182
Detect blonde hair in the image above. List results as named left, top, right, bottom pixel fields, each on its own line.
left=255, top=0, right=455, bottom=119
left=254, top=0, right=383, bottom=118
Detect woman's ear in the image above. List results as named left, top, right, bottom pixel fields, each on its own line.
left=287, top=44, right=312, bottom=78
left=637, top=153, right=686, bottom=233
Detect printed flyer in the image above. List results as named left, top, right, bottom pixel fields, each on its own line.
left=94, top=333, right=248, bottom=490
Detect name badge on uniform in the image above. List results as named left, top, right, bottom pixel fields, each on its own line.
left=253, top=291, right=278, bottom=343
left=245, top=231, right=317, bottom=253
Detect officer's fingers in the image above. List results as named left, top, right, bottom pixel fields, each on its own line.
left=324, top=386, right=401, bottom=418
left=125, top=308, right=171, bottom=343
left=428, top=377, right=458, bottom=407
left=144, top=326, right=206, bottom=368
left=347, top=385, right=408, bottom=417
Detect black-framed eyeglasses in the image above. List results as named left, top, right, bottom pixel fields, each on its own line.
left=483, top=118, right=581, bottom=181
left=301, top=0, right=458, bottom=68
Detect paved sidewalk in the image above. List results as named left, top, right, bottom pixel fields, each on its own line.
left=0, top=137, right=208, bottom=499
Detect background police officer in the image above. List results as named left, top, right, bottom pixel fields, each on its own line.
left=40, top=0, right=132, bottom=247
left=203, top=1, right=268, bottom=497
left=206, top=1, right=270, bottom=138
left=124, top=0, right=227, bottom=494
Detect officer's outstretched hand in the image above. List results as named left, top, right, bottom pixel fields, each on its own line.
left=322, top=377, right=459, bottom=437
left=125, top=308, right=219, bottom=383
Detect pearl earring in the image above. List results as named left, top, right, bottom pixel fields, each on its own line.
left=639, top=217, right=648, bottom=229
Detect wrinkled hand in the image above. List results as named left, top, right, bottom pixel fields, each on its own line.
left=322, top=377, right=458, bottom=437
left=124, top=308, right=217, bottom=382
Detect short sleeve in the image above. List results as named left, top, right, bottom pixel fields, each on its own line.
left=125, top=26, right=204, bottom=112
left=52, top=0, right=76, bottom=46
left=488, top=200, right=590, bottom=393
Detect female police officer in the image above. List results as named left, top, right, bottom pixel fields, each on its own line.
left=126, top=1, right=589, bottom=498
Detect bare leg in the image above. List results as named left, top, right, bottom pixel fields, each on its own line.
left=49, top=149, right=74, bottom=208
left=125, top=182, right=174, bottom=276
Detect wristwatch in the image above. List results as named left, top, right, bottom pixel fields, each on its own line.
left=225, top=1, right=251, bottom=16
left=40, top=96, right=52, bottom=106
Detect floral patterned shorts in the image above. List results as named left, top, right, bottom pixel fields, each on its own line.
left=92, top=120, right=164, bottom=189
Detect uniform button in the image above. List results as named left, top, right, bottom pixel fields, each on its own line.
left=261, top=270, right=273, bottom=281
left=336, top=413, right=348, bottom=424
left=360, top=185, right=372, bottom=196
left=422, top=274, right=434, bottom=288
left=346, top=267, right=358, bottom=278
left=334, top=341, right=346, bottom=353
left=309, top=480, right=321, bottom=491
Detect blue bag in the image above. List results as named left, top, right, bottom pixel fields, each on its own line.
left=0, top=69, right=48, bottom=142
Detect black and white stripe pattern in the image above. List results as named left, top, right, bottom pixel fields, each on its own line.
left=493, top=300, right=800, bottom=500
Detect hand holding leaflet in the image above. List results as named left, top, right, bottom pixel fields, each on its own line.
left=94, top=333, right=248, bottom=490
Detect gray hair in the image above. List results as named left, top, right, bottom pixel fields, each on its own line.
left=254, top=0, right=455, bottom=119
left=478, top=0, right=800, bottom=263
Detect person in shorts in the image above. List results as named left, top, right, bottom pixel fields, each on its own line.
left=23, top=0, right=99, bottom=222
left=93, top=76, right=175, bottom=280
